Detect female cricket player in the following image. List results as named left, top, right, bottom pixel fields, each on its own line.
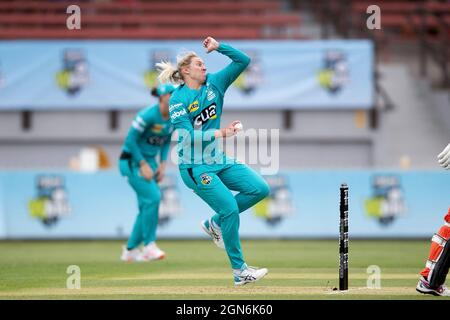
left=157, top=36, right=270, bottom=285
left=118, top=83, right=175, bottom=262
left=416, top=143, right=450, bottom=296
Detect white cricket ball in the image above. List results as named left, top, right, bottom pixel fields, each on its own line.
left=234, top=122, right=243, bottom=131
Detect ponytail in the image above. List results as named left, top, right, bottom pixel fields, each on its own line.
left=156, top=61, right=183, bottom=85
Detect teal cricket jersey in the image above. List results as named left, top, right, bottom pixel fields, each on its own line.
left=168, top=43, right=250, bottom=168
left=122, top=104, right=173, bottom=165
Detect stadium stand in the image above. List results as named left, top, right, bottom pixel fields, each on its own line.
left=0, top=0, right=303, bottom=39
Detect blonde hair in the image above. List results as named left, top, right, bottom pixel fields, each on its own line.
left=156, top=51, right=198, bottom=85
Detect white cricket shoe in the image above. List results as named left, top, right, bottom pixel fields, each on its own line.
left=416, top=276, right=450, bottom=296
left=233, top=264, right=268, bottom=286
left=201, top=218, right=225, bottom=249
left=120, top=246, right=141, bottom=262
left=140, top=242, right=165, bottom=261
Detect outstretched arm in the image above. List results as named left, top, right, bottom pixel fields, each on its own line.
left=204, top=36, right=251, bottom=94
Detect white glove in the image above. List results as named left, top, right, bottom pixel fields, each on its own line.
left=437, top=143, right=450, bottom=170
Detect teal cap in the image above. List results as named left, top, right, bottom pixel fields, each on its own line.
left=156, top=83, right=176, bottom=97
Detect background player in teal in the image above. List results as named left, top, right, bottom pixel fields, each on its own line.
left=157, top=36, right=270, bottom=285
left=118, top=83, right=175, bottom=262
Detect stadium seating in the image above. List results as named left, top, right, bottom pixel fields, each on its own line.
left=309, top=0, right=448, bottom=39
left=0, top=1, right=280, bottom=13
left=349, top=1, right=450, bottom=40
left=0, top=0, right=303, bottom=39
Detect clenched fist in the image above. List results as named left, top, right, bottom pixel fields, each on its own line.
left=203, top=36, right=220, bottom=54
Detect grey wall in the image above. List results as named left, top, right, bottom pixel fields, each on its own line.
left=0, top=108, right=372, bottom=169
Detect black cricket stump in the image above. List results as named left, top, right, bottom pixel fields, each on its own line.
left=339, top=183, right=349, bottom=291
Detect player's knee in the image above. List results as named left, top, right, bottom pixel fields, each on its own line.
left=149, top=187, right=162, bottom=203
left=221, top=203, right=240, bottom=219
left=140, top=195, right=160, bottom=209
left=255, top=179, right=270, bottom=200
left=154, top=190, right=161, bottom=203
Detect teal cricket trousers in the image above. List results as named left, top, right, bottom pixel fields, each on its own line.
left=180, top=162, right=270, bottom=269
left=119, top=157, right=161, bottom=250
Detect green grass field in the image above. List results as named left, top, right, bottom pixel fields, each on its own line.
left=0, top=239, right=448, bottom=300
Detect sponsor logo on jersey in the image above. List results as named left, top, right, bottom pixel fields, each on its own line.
left=170, top=108, right=187, bottom=120
left=148, top=135, right=168, bottom=146
left=151, top=124, right=164, bottom=133
left=194, top=104, right=217, bottom=127
left=169, top=102, right=183, bottom=112
left=200, top=174, right=212, bottom=185
left=188, top=101, right=199, bottom=113
left=206, top=88, right=216, bottom=101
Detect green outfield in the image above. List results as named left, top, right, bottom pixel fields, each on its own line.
left=0, top=239, right=448, bottom=300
